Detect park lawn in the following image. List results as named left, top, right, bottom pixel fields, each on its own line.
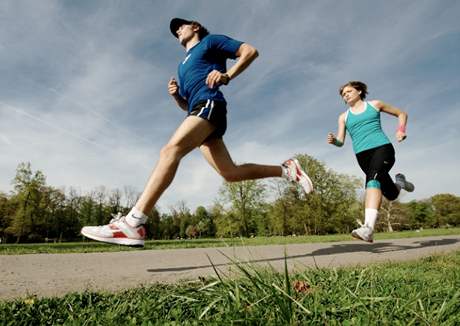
left=0, top=249, right=459, bottom=325
left=1, top=227, right=459, bottom=255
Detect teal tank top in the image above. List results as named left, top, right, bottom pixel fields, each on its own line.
left=345, top=101, right=390, bottom=154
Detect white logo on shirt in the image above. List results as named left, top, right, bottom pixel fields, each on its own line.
left=182, top=54, right=191, bottom=64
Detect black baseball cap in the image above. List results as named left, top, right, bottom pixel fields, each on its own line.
left=170, top=18, right=192, bottom=38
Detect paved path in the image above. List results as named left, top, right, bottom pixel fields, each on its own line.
left=1, top=235, right=459, bottom=300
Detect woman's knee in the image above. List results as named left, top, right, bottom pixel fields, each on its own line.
left=383, top=189, right=399, bottom=201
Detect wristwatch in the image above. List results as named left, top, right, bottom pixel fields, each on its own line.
left=221, top=73, right=230, bottom=85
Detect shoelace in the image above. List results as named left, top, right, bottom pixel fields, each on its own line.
left=356, top=219, right=364, bottom=227
left=109, top=212, right=124, bottom=224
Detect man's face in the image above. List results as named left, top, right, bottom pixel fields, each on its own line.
left=176, top=24, right=198, bottom=46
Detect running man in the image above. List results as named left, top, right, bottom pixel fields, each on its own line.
left=328, top=81, right=414, bottom=242
left=81, top=18, right=313, bottom=246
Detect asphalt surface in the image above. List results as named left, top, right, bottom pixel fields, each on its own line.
left=1, top=235, right=459, bottom=300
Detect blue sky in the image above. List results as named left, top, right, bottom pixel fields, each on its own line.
left=0, top=0, right=459, bottom=212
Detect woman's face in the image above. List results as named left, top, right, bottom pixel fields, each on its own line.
left=341, top=85, right=361, bottom=105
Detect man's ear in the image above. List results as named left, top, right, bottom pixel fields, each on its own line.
left=192, top=24, right=200, bottom=33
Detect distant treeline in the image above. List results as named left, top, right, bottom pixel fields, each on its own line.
left=1, top=157, right=459, bottom=243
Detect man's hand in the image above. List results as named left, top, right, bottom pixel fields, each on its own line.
left=168, top=77, right=188, bottom=111
left=168, top=77, right=180, bottom=97
left=206, top=70, right=230, bottom=89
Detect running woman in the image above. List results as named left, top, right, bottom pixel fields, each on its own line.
left=81, top=18, right=313, bottom=246
left=328, top=81, right=414, bottom=242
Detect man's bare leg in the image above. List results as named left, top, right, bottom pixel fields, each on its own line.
left=135, top=116, right=216, bottom=213
left=200, top=138, right=282, bottom=181
left=80, top=116, right=216, bottom=246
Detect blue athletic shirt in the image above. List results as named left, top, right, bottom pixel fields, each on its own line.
left=345, top=101, right=391, bottom=154
left=177, top=34, right=243, bottom=112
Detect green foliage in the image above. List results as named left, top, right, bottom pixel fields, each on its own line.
left=267, top=154, right=362, bottom=236
left=194, top=206, right=216, bottom=238
left=1, top=160, right=460, bottom=244
left=218, top=179, right=266, bottom=237
left=431, top=194, right=460, bottom=226
left=406, top=200, right=435, bottom=228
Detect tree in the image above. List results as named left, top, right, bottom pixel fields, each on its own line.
left=108, top=189, right=123, bottom=215
left=195, top=206, right=216, bottom=237
left=7, top=162, right=47, bottom=242
left=211, top=202, right=239, bottom=237
left=158, top=214, right=178, bottom=239
left=406, top=200, right=435, bottom=229
left=431, top=194, right=460, bottom=227
left=93, top=186, right=108, bottom=225
left=0, top=192, right=13, bottom=242
left=59, top=187, right=82, bottom=241
left=123, top=186, right=139, bottom=209
left=218, top=179, right=265, bottom=237
left=378, top=199, right=410, bottom=232
left=144, top=207, right=161, bottom=240
left=267, top=180, right=291, bottom=236
left=79, top=195, right=96, bottom=227
left=38, top=186, right=66, bottom=241
left=168, top=201, right=192, bottom=238
left=185, top=224, right=199, bottom=238
left=269, top=154, right=361, bottom=235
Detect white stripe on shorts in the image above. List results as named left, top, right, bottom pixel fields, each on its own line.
left=197, top=99, right=211, bottom=118
left=207, top=100, right=215, bottom=119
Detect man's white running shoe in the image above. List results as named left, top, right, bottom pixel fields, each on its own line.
left=81, top=213, right=146, bottom=247
left=282, top=158, right=314, bottom=194
left=395, top=173, right=415, bottom=192
left=351, top=225, right=374, bottom=243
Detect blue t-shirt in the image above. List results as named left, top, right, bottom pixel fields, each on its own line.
left=177, top=34, right=243, bottom=111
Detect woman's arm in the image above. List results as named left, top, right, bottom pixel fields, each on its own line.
left=328, top=113, right=347, bottom=147
left=371, top=100, right=408, bottom=142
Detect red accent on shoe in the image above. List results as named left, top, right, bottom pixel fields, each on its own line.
left=295, top=165, right=302, bottom=180
left=137, top=227, right=146, bottom=238
left=113, top=231, right=127, bottom=238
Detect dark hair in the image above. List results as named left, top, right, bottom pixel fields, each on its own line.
left=339, top=81, right=368, bottom=99
left=191, top=21, right=209, bottom=39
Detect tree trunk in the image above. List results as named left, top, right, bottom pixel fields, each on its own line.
left=387, top=214, right=394, bottom=232
left=387, top=201, right=394, bottom=232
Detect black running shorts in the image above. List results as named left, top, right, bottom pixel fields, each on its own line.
left=356, top=143, right=399, bottom=200
left=188, top=99, right=227, bottom=142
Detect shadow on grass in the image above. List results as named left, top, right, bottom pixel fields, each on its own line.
left=147, top=238, right=459, bottom=273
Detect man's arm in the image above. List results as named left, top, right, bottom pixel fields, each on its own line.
left=168, top=77, right=188, bottom=111
left=206, top=43, right=259, bottom=88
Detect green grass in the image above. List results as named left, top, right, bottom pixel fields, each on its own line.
left=1, top=228, right=459, bottom=255
left=1, top=250, right=459, bottom=325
